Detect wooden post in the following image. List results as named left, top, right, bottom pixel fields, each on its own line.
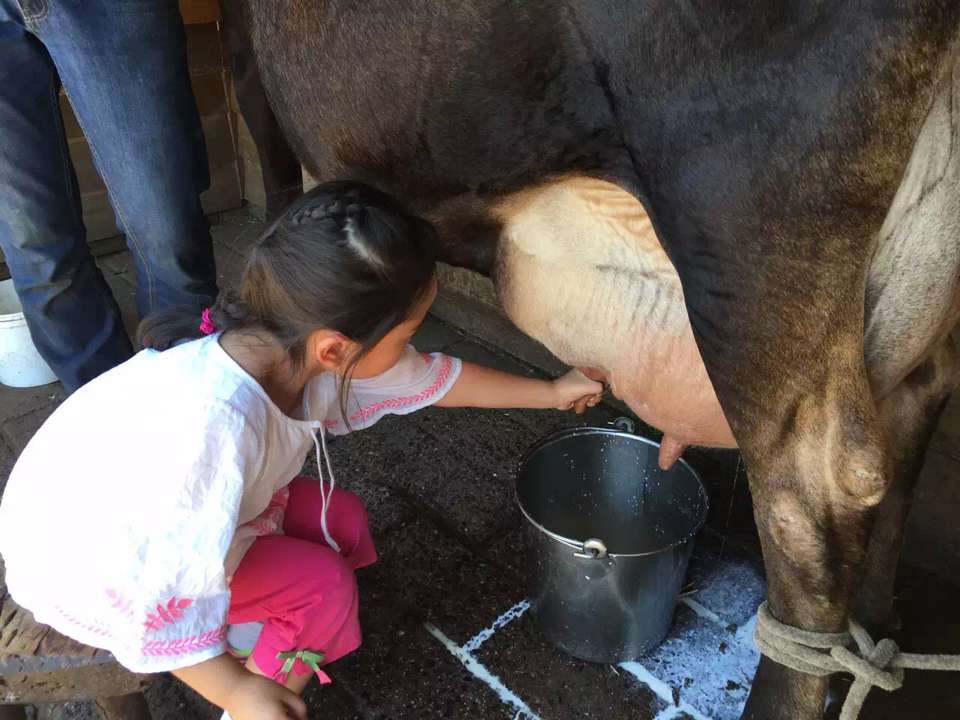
left=178, top=0, right=220, bottom=25
left=0, top=706, right=27, bottom=720
left=95, top=691, right=152, bottom=720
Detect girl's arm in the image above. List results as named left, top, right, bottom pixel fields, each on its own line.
left=435, top=362, right=604, bottom=413
left=173, top=654, right=307, bottom=720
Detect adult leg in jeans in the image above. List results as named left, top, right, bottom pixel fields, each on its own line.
left=32, top=0, right=218, bottom=321
left=0, top=1, right=132, bottom=391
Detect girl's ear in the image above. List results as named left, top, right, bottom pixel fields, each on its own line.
left=309, top=330, right=358, bottom=373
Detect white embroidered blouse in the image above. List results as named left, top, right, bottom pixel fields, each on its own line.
left=0, top=334, right=460, bottom=673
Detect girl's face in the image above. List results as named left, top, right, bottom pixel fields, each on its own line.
left=350, top=278, right=438, bottom=379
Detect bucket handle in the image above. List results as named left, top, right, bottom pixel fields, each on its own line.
left=573, top=538, right=610, bottom=560
left=612, top=416, right=636, bottom=434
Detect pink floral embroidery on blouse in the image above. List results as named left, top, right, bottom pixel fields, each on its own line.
left=143, top=597, right=194, bottom=632
left=142, top=626, right=226, bottom=657
left=243, top=486, right=290, bottom=537
left=324, top=354, right=455, bottom=429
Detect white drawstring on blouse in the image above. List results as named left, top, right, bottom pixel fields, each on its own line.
left=312, top=425, right=341, bottom=553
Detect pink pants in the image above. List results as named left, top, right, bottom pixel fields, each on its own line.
left=228, top=477, right=377, bottom=683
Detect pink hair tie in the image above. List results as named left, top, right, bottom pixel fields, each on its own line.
left=199, top=308, right=217, bottom=335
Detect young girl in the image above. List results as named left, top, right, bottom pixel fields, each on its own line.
left=0, top=181, right=602, bottom=720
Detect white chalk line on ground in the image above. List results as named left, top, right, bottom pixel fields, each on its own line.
left=427, top=570, right=761, bottom=720
left=424, top=621, right=543, bottom=720
left=736, top=615, right=758, bottom=647
left=427, top=599, right=719, bottom=720
left=653, top=706, right=684, bottom=720
left=620, top=661, right=713, bottom=720
left=681, top=596, right=724, bottom=626
left=464, top=600, right=531, bottom=652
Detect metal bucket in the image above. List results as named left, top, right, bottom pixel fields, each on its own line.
left=516, top=421, right=709, bottom=663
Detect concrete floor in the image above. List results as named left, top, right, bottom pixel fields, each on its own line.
left=2, top=208, right=959, bottom=719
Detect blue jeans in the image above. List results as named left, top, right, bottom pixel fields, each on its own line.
left=0, top=0, right=218, bottom=392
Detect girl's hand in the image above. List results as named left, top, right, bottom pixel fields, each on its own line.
left=225, top=672, right=307, bottom=720
left=553, top=369, right=604, bottom=414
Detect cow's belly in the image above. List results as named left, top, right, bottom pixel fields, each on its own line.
left=492, top=177, right=736, bottom=463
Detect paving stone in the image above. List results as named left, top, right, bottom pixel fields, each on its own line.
left=474, top=611, right=665, bottom=720
left=358, top=515, right=475, bottom=614
left=97, top=249, right=136, bottom=278
left=213, top=243, right=248, bottom=293
left=34, top=701, right=97, bottom=720
left=213, top=207, right=266, bottom=230
left=331, top=519, right=516, bottom=718
left=684, top=532, right=765, bottom=629
left=0, top=384, right=64, bottom=425
left=144, top=673, right=220, bottom=720
left=420, top=551, right=530, bottom=647
left=0, top=435, right=15, bottom=497
left=412, top=314, right=463, bottom=353
left=330, top=616, right=516, bottom=720
left=414, top=406, right=543, bottom=490
left=102, top=268, right=139, bottom=339
left=302, top=679, right=366, bottom=719
left=338, top=578, right=421, bottom=681
left=482, top=515, right=534, bottom=580
left=1, top=402, right=56, bottom=454
left=211, top=213, right=266, bottom=259
left=330, top=412, right=518, bottom=543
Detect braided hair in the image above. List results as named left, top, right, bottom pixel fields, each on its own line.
left=138, top=181, right=439, bottom=411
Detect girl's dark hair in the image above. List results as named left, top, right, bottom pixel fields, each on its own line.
left=138, top=181, right=439, bottom=417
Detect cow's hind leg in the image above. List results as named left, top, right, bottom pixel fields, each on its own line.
left=655, top=205, right=895, bottom=720
left=855, top=338, right=960, bottom=631
left=654, top=140, right=914, bottom=720
left=737, top=360, right=891, bottom=720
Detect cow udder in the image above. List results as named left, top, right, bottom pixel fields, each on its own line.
left=492, top=177, right=737, bottom=467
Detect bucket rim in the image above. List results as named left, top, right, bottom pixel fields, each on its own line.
left=515, top=426, right=710, bottom=558
left=0, top=279, right=25, bottom=321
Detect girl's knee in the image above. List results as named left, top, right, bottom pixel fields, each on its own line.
left=289, top=475, right=319, bottom=498
left=290, top=476, right=362, bottom=506
left=304, top=545, right=357, bottom=593
left=328, top=487, right=368, bottom=527
left=289, top=477, right=370, bottom=528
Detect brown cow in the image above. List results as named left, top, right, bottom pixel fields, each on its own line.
left=238, top=2, right=960, bottom=717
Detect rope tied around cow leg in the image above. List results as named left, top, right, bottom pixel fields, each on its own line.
left=754, top=601, right=960, bottom=720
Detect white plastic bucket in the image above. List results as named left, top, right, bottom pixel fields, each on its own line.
left=0, top=279, right=58, bottom=388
